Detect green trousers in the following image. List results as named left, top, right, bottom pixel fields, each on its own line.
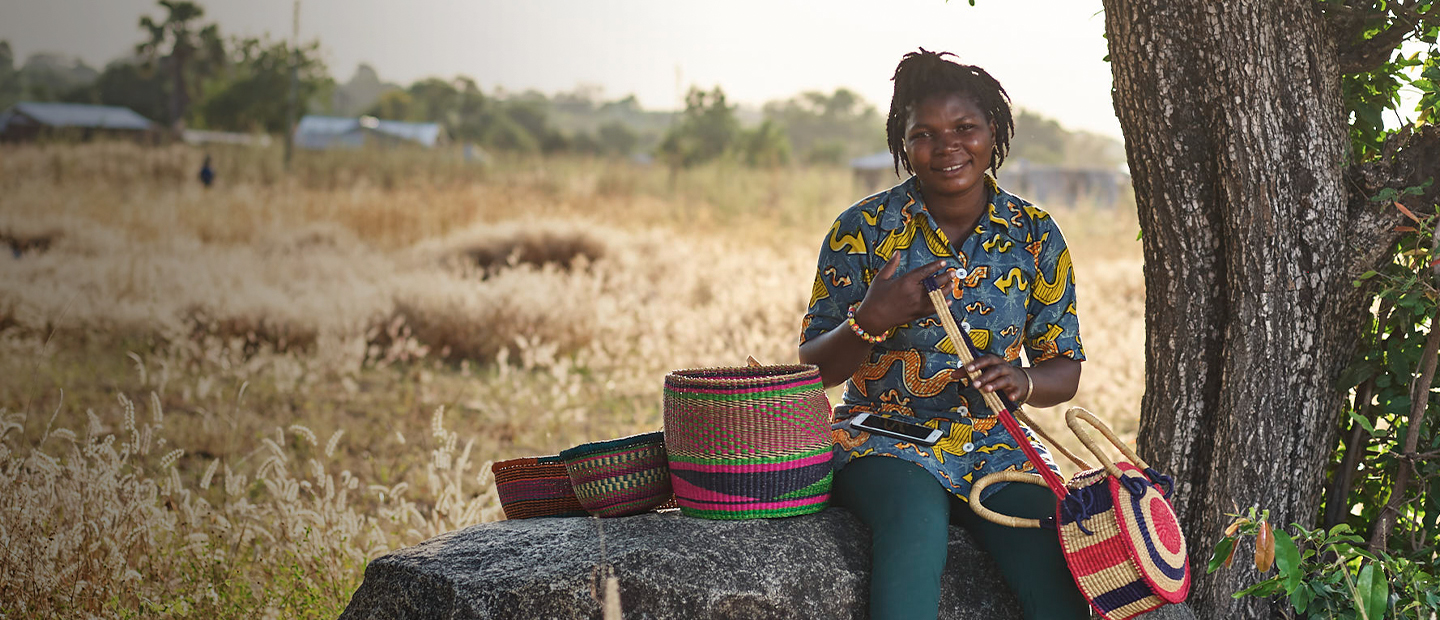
left=832, top=456, right=1090, bottom=620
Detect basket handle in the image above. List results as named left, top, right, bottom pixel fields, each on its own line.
left=968, top=471, right=1052, bottom=529
left=1065, top=406, right=1148, bottom=475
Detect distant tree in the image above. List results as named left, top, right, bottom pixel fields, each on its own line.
left=18, top=53, right=98, bottom=102
left=450, top=77, right=489, bottom=141
left=658, top=86, right=741, bottom=168
left=332, top=63, right=398, bottom=117
left=0, top=42, right=17, bottom=109
left=1009, top=109, right=1067, bottom=165
left=196, top=37, right=330, bottom=133
left=763, top=87, right=884, bottom=164
left=366, top=89, right=415, bottom=121
left=136, top=0, right=225, bottom=128
left=62, top=59, right=169, bottom=123
left=737, top=119, right=792, bottom=167
left=480, top=113, right=539, bottom=153
left=596, top=120, right=638, bottom=156
left=405, top=77, right=460, bottom=123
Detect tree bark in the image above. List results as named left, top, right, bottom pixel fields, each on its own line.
left=1101, top=2, right=1367, bottom=617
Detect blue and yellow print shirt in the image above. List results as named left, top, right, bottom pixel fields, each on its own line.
left=801, top=175, right=1085, bottom=502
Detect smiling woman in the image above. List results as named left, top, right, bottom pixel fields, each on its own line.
left=798, top=49, right=1089, bottom=620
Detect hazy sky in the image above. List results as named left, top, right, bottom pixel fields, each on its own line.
left=4, top=0, right=1123, bottom=138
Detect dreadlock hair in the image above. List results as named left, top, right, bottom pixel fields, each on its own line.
left=886, top=48, right=1014, bottom=179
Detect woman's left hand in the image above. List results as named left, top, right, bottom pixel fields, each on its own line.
left=964, top=355, right=1030, bottom=403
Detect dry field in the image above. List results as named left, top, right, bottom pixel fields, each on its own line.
left=0, top=142, right=1145, bottom=618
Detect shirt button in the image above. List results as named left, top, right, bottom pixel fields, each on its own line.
left=957, top=406, right=969, bottom=415
left=962, top=442, right=975, bottom=453
left=961, top=320, right=972, bottom=332
left=955, top=267, right=968, bottom=280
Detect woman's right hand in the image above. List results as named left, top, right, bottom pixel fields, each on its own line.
left=851, top=254, right=954, bottom=336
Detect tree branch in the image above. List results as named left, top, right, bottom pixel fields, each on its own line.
left=1346, top=125, right=1440, bottom=281
left=1332, top=1, right=1440, bottom=75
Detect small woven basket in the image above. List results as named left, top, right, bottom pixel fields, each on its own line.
left=561, top=431, right=674, bottom=518
left=663, top=364, right=834, bottom=519
left=491, top=455, right=587, bottom=520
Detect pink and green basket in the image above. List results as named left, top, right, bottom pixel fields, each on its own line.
left=561, top=431, right=674, bottom=518
left=662, top=364, right=834, bottom=519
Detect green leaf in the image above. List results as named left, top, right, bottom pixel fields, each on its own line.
left=1234, top=579, right=1282, bottom=598
left=1348, top=411, right=1378, bottom=436
left=1208, top=536, right=1237, bottom=574
left=1356, top=563, right=1386, bottom=620
left=1275, top=530, right=1304, bottom=595
left=1291, top=581, right=1312, bottom=613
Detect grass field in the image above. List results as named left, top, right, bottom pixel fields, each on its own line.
left=0, top=142, right=1144, bottom=618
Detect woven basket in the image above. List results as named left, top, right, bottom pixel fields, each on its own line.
left=662, top=364, right=834, bottom=519
left=491, top=455, right=587, bottom=520
left=561, top=431, right=674, bottom=518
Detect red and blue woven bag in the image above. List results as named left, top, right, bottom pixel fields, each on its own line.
left=662, top=364, right=834, bottom=519
left=922, top=273, right=1188, bottom=619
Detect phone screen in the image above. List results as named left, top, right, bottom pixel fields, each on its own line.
left=853, top=415, right=937, bottom=444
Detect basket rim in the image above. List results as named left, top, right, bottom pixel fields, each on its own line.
left=560, top=431, right=666, bottom=461
left=492, top=455, right=565, bottom=472
left=664, top=364, right=821, bottom=389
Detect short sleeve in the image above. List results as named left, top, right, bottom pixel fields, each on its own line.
left=1023, top=217, right=1086, bottom=363
left=800, top=214, right=875, bottom=345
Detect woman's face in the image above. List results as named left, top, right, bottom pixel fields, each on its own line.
left=903, top=92, right=995, bottom=202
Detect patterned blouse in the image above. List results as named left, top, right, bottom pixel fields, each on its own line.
left=801, top=175, right=1085, bottom=502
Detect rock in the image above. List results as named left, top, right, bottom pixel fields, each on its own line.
left=339, top=508, right=1196, bottom=620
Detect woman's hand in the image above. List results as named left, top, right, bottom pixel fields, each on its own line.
left=964, top=354, right=1031, bottom=403
left=966, top=356, right=1082, bottom=408
left=851, top=254, right=953, bottom=336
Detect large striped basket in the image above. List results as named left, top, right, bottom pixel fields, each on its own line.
left=491, top=455, right=588, bottom=520
left=561, top=431, right=674, bottom=518
left=662, top=364, right=834, bottom=519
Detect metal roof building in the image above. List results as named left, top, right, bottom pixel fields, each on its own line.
left=294, top=115, right=446, bottom=150
left=0, top=102, right=156, bottom=141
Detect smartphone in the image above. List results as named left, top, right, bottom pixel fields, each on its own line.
left=849, top=413, right=944, bottom=446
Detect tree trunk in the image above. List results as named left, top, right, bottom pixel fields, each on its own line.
left=1100, top=2, right=1363, bottom=617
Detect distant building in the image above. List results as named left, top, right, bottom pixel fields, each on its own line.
left=849, top=151, right=1131, bottom=209
left=0, top=101, right=157, bottom=142
left=294, top=115, right=447, bottom=150
left=998, top=158, right=1131, bottom=209
left=850, top=151, right=900, bottom=193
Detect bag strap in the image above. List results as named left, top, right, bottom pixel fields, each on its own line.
left=923, top=278, right=1069, bottom=499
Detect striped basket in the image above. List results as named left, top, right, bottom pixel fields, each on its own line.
left=561, top=431, right=674, bottom=518
left=662, top=364, right=834, bottom=519
left=970, top=408, right=1189, bottom=620
left=491, top=455, right=588, bottom=520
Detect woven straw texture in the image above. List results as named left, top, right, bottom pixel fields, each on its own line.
left=663, top=364, right=833, bottom=519
left=561, top=432, right=674, bottom=518
left=1058, top=464, right=1188, bottom=619
left=492, top=456, right=587, bottom=520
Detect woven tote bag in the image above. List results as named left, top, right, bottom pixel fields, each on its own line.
left=919, top=273, right=1188, bottom=619
left=560, top=431, right=674, bottom=518
left=970, top=408, right=1190, bottom=620
left=491, top=455, right=588, bottom=520
left=662, top=364, right=834, bottom=519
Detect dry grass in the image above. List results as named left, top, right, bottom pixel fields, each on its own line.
left=0, top=141, right=1144, bottom=618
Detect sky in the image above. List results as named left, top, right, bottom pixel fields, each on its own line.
left=4, top=0, right=1123, bottom=138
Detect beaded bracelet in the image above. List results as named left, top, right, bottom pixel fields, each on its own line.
left=846, top=303, right=893, bottom=344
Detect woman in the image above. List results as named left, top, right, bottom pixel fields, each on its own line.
left=799, top=49, right=1089, bottom=620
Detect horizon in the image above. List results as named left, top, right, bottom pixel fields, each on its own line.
left=3, top=0, right=1126, bottom=139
